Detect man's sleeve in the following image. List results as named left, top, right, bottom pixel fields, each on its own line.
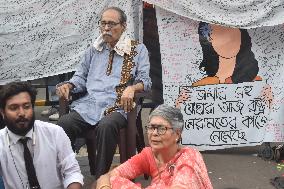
left=135, top=44, right=152, bottom=92
left=56, top=127, right=84, bottom=188
left=58, top=47, right=93, bottom=93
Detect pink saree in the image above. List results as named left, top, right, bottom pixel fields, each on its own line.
left=110, top=147, right=213, bottom=189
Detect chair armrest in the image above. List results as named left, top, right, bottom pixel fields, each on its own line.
left=58, top=91, right=87, bottom=117
left=58, top=97, right=69, bottom=116
left=134, top=91, right=152, bottom=100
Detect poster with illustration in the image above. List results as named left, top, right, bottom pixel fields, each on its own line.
left=156, top=7, right=284, bottom=150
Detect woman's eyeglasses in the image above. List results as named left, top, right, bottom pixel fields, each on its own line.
left=98, top=20, right=121, bottom=28
left=145, top=125, right=173, bottom=135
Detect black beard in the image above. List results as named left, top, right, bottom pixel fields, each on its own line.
left=4, top=112, right=35, bottom=136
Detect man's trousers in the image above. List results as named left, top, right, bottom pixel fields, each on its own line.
left=57, top=110, right=127, bottom=179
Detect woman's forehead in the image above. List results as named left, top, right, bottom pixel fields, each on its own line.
left=150, top=116, right=170, bottom=124
left=211, top=24, right=241, bottom=37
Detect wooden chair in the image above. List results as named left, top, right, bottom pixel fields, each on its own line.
left=58, top=93, right=146, bottom=175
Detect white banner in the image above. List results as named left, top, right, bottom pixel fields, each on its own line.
left=180, top=82, right=270, bottom=150
left=145, top=0, right=284, bottom=28
left=156, top=7, right=284, bottom=150
left=0, top=0, right=142, bottom=84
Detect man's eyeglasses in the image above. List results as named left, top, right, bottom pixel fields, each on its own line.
left=145, top=125, right=173, bottom=135
left=98, top=20, right=121, bottom=28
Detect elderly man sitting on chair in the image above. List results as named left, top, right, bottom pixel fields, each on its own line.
left=56, top=6, right=151, bottom=180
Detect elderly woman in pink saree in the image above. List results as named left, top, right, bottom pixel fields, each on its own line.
left=95, top=104, right=213, bottom=189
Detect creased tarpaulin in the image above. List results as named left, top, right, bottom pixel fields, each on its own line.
left=0, top=0, right=142, bottom=84
left=144, top=0, right=284, bottom=28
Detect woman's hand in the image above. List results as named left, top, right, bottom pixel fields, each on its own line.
left=175, top=87, right=192, bottom=108
left=95, top=174, right=111, bottom=189
left=95, top=170, right=120, bottom=189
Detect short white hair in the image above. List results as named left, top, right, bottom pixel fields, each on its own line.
left=149, top=104, right=184, bottom=132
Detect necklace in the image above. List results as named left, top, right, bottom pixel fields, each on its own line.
left=6, top=130, right=35, bottom=189
left=219, top=54, right=237, bottom=60
left=152, top=146, right=180, bottom=181
left=152, top=151, right=162, bottom=180
left=7, top=134, right=28, bottom=189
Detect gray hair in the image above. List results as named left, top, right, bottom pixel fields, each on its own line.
left=101, top=7, right=127, bottom=23
left=149, top=104, right=184, bottom=132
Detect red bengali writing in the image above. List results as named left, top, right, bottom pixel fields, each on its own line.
left=266, top=123, right=284, bottom=141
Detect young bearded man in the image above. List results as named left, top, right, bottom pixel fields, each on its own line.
left=0, top=82, right=84, bottom=189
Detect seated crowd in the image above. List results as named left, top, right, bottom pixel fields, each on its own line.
left=0, top=82, right=212, bottom=189
left=0, top=6, right=212, bottom=189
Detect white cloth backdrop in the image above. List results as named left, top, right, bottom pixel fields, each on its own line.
left=145, top=0, right=284, bottom=28
left=0, top=0, right=142, bottom=84
left=152, top=4, right=284, bottom=150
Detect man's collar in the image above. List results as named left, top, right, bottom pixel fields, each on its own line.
left=7, top=126, right=33, bottom=145
left=93, top=33, right=132, bottom=56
